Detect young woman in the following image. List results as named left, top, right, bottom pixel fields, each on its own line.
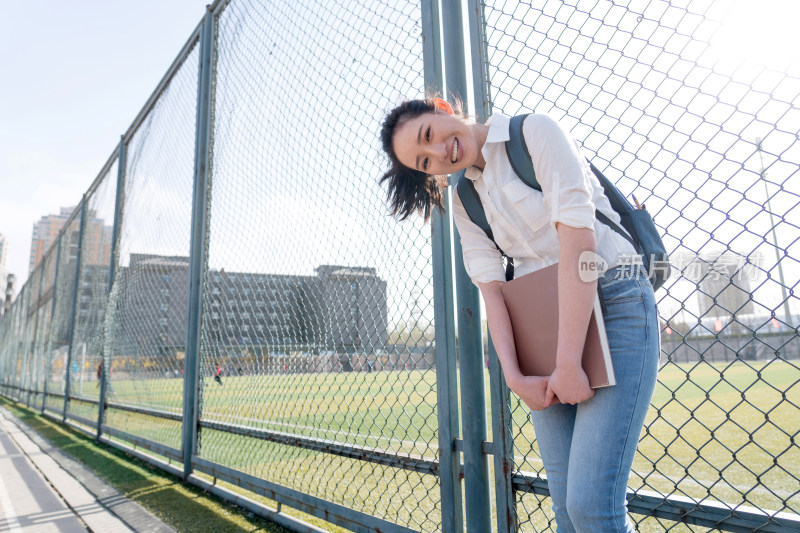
left=380, top=97, right=661, bottom=532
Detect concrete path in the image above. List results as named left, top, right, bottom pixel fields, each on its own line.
left=0, top=406, right=175, bottom=533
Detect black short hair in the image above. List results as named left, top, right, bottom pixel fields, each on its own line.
left=379, top=98, right=463, bottom=222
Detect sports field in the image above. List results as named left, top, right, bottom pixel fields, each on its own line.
left=59, top=358, right=799, bottom=532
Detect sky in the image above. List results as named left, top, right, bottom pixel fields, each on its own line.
left=482, top=0, right=800, bottom=320
left=0, top=0, right=434, bottom=331
left=0, top=0, right=210, bottom=287
left=0, top=0, right=797, bottom=325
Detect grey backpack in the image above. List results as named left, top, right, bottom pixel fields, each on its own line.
left=456, top=114, right=670, bottom=289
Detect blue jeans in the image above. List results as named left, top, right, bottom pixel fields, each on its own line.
left=530, top=265, right=661, bottom=532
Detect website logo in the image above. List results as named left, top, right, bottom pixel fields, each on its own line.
left=578, top=251, right=608, bottom=282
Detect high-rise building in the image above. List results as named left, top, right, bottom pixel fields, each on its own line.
left=29, top=206, right=76, bottom=273
left=1, top=273, right=14, bottom=318
left=28, top=206, right=113, bottom=274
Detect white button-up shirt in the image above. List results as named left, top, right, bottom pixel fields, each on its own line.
left=452, top=113, right=637, bottom=284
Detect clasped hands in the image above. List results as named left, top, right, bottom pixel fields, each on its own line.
left=506, top=363, right=594, bottom=411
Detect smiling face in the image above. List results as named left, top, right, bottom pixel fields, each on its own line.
left=392, top=111, right=487, bottom=176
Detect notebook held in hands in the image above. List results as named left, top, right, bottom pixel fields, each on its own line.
left=500, top=263, right=615, bottom=388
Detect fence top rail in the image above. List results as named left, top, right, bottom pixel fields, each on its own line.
left=210, top=0, right=234, bottom=17
left=20, top=8, right=203, bottom=291
left=22, top=10, right=206, bottom=287
left=83, top=142, right=121, bottom=201
left=122, top=22, right=202, bottom=143
left=12, top=197, right=81, bottom=300
left=26, top=256, right=45, bottom=289
left=26, top=139, right=120, bottom=279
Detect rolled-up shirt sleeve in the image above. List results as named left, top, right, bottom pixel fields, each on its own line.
left=451, top=190, right=505, bottom=284
left=524, top=114, right=596, bottom=232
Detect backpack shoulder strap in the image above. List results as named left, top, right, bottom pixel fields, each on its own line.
left=455, top=171, right=493, bottom=240
left=505, top=114, right=540, bottom=190
left=508, top=114, right=637, bottom=249
left=588, top=164, right=637, bottom=249
left=455, top=171, right=514, bottom=281
left=589, top=162, right=632, bottom=217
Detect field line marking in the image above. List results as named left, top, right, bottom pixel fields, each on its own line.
left=205, top=410, right=439, bottom=453
left=633, top=470, right=798, bottom=501
left=102, top=398, right=438, bottom=453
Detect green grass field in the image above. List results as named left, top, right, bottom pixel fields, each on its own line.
left=53, top=358, right=799, bottom=532
left=0, top=396, right=291, bottom=533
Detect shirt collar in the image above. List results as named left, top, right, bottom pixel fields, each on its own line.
left=484, top=112, right=511, bottom=144
left=464, top=112, right=510, bottom=181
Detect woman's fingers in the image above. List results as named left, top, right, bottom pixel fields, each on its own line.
left=544, top=383, right=555, bottom=408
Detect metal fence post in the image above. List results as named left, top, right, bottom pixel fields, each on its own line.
left=451, top=194, right=492, bottom=533
left=432, top=198, right=465, bottom=533
left=182, top=6, right=215, bottom=480
left=488, top=338, right=516, bottom=532
left=14, top=287, right=31, bottom=403
left=466, top=1, right=516, bottom=531
left=97, top=139, right=127, bottom=440
left=423, top=1, right=464, bottom=530
left=62, top=198, right=88, bottom=421
left=467, top=0, right=492, bottom=121
left=25, top=265, right=45, bottom=408
left=42, top=238, right=63, bottom=415
left=442, top=0, right=492, bottom=530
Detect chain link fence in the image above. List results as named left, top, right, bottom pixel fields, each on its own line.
left=62, top=160, right=120, bottom=427
left=100, top=33, right=200, bottom=455
left=40, top=229, right=66, bottom=413
left=43, top=210, right=84, bottom=414
left=1, top=0, right=798, bottom=532
left=194, top=0, right=440, bottom=530
left=481, top=0, right=799, bottom=530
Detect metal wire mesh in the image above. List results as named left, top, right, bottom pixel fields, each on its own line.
left=1, top=1, right=798, bottom=531
left=2, top=282, right=25, bottom=399
left=13, top=285, right=33, bottom=401
left=40, top=213, right=84, bottom=412
left=34, top=242, right=58, bottom=403
left=27, top=264, right=51, bottom=408
left=65, top=161, right=118, bottom=426
left=40, top=237, right=65, bottom=413
left=481, top=0, right=800, bottom=530
left=101, top=40, right=200, bottom=451
left=17, top=268, right=39, bottom=406
left=0, top=303, right=12, bottom=397
left=194, top=0, right=439, bottom=530
left=0, top=307, right=7, bottom=396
